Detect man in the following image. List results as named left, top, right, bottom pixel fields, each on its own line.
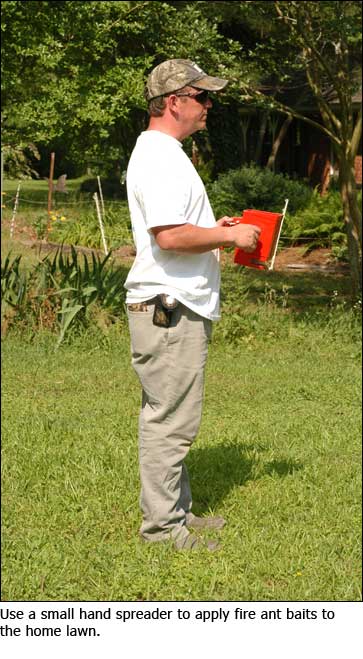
left=125, top=59, right=260, bottom=551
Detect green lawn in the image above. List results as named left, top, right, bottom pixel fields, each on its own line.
left=1, top=181, right=361, bottom=601
left=2, top=309, right=361, bottom=601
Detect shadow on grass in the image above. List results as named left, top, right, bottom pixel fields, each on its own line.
left=187, top=443, right=303, bottom=513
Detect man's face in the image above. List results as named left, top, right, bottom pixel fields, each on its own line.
left=171, top=87, right=213, bottom=137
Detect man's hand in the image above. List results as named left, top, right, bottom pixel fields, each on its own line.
left=228, top=223, right=261, bottom=252
left=216, top=216, right=261, bottom=252
left=216, top=216, right=234, bottom=227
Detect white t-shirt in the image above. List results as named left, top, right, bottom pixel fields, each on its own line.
left=124, top=130, right=221, bottom=320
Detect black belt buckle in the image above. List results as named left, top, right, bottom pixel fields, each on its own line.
left=152, top=294, right=178, bottom=328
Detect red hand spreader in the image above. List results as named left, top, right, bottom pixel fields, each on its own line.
left=231, top=199, right=289, bottom=270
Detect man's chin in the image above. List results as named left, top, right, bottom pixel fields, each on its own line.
left=189, top=118, right=208, bottom=136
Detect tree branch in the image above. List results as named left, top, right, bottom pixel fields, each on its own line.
left=274, top=1, right=342, bottom=91
left=274, top=0, right=350, bottom=123
left=242, top=89, right=341, bottom=146
left=305, top=63, right=342, bottom=135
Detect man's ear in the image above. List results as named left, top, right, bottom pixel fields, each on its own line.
left=166, top=94, right=179, bottom=111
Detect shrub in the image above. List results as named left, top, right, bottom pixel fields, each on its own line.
left=206, top=164, right=312, bottom=218
left=283, top=189, right=348, bottom=257
left=2, top=143, right=40, bottom=180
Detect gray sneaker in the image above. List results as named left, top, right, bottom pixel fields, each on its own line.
left=186, top=514, right=226, bottom=531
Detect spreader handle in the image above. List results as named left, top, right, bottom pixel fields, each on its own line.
left=269, top=199, right=289, bottom=271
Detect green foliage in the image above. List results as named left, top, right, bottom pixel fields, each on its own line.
left=207, top=164, right=312, bottom=218
left=32, top=215, right=49, bottom=241
left=2, top=142, right=40, bottom=180
left=49, top=204, right=133, bottom=250
left=1, top=247, right=128, bottom=344
left=284, top=189, right=348, bottom=256
left=1, top=0, right=245, bottom=175
left=1, top=253, right=28, bottom=322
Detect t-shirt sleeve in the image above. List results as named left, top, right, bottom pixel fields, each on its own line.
left=136, top=168, right=189, bottom=231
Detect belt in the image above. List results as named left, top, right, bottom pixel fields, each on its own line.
left=127, top=298, right=156, bottom=312
left=127, top=295, right=179, bottom=313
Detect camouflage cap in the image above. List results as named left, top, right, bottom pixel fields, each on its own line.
left=145, top=59, right=228, bottom=101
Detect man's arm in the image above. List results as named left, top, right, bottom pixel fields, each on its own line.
left=152, top=218, right=261, bottom=254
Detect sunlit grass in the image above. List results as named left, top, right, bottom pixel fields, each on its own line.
left=2, top=310, right=361, bottom=601
left=1, top=181, right=361, bottom=601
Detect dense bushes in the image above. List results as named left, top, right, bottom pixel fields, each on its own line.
left=207, top=164, right=312, bottom=218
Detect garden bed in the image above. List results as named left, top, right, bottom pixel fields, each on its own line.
left=9, top=234, right=350, bottom=275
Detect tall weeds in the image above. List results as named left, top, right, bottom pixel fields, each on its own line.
left=1, top=247, right=127, bottom=345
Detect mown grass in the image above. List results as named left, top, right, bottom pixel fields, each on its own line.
left=1, top=179, right=361, bottom=601
left=1, top=278, right=361, bottom=601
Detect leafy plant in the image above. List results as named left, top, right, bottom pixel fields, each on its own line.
left=1, top=254, right=28, bottom=328
left=32, top=215, right=49, bottom=241
left=2, top=142, right=40, bottom=179
left=207, top=164, right=312, bottom=219
left=1, top=247, right=127, bottom=344
left=283, top=189, right=349, bottom=256
left=45, top=247, right=127, bottom=345
left=49, top=205, right=133, bottom=250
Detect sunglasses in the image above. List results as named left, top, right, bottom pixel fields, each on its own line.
left=174, top=90, right=210, bottom=104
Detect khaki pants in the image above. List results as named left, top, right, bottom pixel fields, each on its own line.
left=127, top=301, right=211, bottom=543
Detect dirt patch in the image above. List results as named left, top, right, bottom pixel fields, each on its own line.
left=113, top=245, right=136, bottom=261
left=221, top=246, right=349, bottom=274
left=273, top=246, right=348, bottom=273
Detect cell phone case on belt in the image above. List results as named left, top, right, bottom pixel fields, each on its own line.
left=152, top=295, right=178, bottom=328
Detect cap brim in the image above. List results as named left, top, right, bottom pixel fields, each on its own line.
left=191, top=75, right=228, bottom=92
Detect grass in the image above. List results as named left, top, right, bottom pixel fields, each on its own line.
left=1, top=179, right=361, bottom=602
left=2, top=177, right=132, bottom=250
left=1, top=299, right=361, bottom=602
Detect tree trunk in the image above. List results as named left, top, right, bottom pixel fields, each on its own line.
left=266, top=114, right=293, bottom=171
left=339, top=157, right=362, bottom=297
left=254, top=111, right=269, bottom=165
left=240, top=115, right=251, bottom=162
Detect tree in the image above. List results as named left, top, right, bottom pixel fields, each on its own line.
left=272, top=1, right=362, bottom=296
left=2, top=1, right=361, bottom=293
left=192, top=1, right=362, bottom=293
left=237, top=1, right=362, bottom=295
left=1, top=0, right=245, bottom=176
